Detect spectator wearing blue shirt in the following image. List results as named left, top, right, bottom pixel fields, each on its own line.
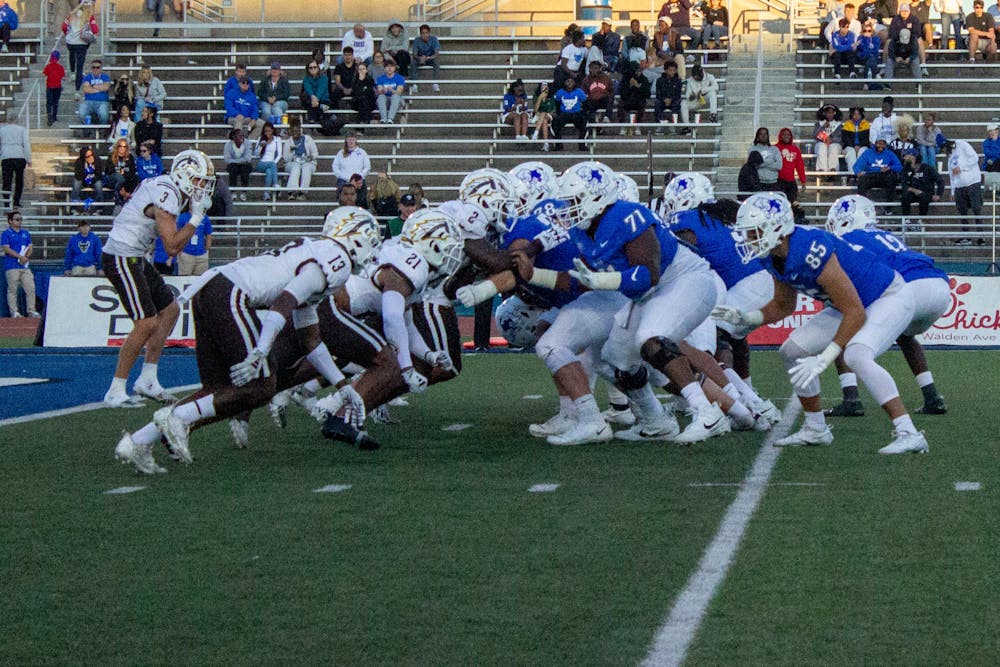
left=376, top=60, right=405, bottom=123
left=175, top=212, right=212, bottom=276
left=78, top=58, right=111, bottom=125
left=829, top=18, right=858, bottom=78
left=135, top=140, right=164, bottom=181
left=983, top=122, right=1000, bottom=172
left=856, top=22, right=882, bottom=84
left=152, top=237, right=174, bottom=276
left=64, top=219, right=103, bottom=276
left=412, top=24, right=441, bottom=91
left=224, top=76, right=260, bottom=137
left=853, top=137, right=902, bottom=196
left=0, top=1, right=18, bottom=53
left=551, top=77, right=588, bottom=152
left=2, top=210, right=38, bottom=317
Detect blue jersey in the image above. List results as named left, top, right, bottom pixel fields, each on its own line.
left=501, top=214, right=580, bottom=308
left=842, top=229, right=947, bottom=283
left=763, top=226, right=895, bottom=307
left=569, top=200, right=678, bottom=300
left=669, top=208, right=764, bottom=289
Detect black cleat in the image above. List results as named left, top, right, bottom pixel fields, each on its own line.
left=823, top=399, right=865, bottom=417
left=915, top=397, right=948, bottom=415
left=322, top=415, right=380, bottom=450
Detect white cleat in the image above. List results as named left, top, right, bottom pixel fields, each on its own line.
left=230, top=419, right=249, bottom=449
left=602, top=405, right=636, bottom=425
left=269, top=390, right=291, bottom=428
left=730, top=409, right=772, bottom=432
left=615, top=410, right=680, bottom=441
left=675, top=403, right=731, bottom=444
left=153, top=407, right=193, bottom=464
left=370, top=404, right=397, bottom=424
left=878, top=430, right=929, bottom=455
left=115, top=431, right=167, bottom=474
left=104, top=388, right=146, bottom=408
left=774, top=424, right=834, bottom=447
left=388, top=396, right=409, bottom=407
left=546, top=417, right=613, bottom=446
left=289, top=386, right=318, bottom=412
left=133, top=378, right=176, bottom=403
left=751, top=398, right=782, bottom=424
left=528, top=411, right=574, bottom=438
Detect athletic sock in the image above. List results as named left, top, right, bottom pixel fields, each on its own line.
left=723, top=383, right=741, bottom=402
left=132, top=422, right=162, bottom=446
left=892, top=414, right=917, bottom=435
left=804, top=410, right=826, bottom=430
left=559, top=394, right=574, bottom=417
left=680, top=382, right=712, bottom=412
left=139, top=362, right=158, bottom=384
left=109, top=376, right=127, bottom=394
left=625, top=383, right=663, bottom=420
left=723, top=368, right=762, bottom=404
left=172, top=395, right=217, bottom=424
left=726, top=399, right=753, bottom=421
left=838, top=372, right=859, bottom=400
left=573, top=394, right=601, bottom=420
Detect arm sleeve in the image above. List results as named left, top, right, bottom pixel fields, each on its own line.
left=405, top=308, right=433, bottom=361
left=254, top=310, right=287, bottom=356
left=381, top=290, right=412, bottom=369
left=283, top=262, right=329, bottom=304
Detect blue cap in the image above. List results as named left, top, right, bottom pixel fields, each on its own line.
left=51, top=50, right=61, bottom=61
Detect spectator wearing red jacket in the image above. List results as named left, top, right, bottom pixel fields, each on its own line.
left=776, top=126, right=806, bottom=203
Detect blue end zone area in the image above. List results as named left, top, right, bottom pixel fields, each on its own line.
left=0, top=348, right=200, bottom=420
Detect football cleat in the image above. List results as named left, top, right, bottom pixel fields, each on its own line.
left=824, top=399, right=865, bottom=417
left=750, top=397, right=782, bottom=424
left=774, top=424, right=834, bottom=447
left=322, top=414, right=380, bottom=450
left=133, top=378, right=176, bottom=403
left=528, top=411, right=574, bottom=438
left=615, top=410, right=680, bottom=441
left=153, top=407, right=193, bottom=464
left=104, top=388, right=146, bottom=408
left=115, top=431, right=167, bottom=475
left=602, top=405, right=636, bottom=426
left=546, top=417, right=613, bottom=446
left=387, top=396, right=409, bottom=407
left=230, top=419, right=249, bottom=449
left=289, top=386, right=318, bottom=412
left=675, top=403, right=731, bottom=444
left=915, top=396, right=947, bottom=415
left=269, top=390, right=290, bottom=428
left=369, top=404, right=398, bottom=424
left=878, top=430, right=929, bottom=455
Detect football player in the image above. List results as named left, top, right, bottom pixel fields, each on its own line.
left=716, top=192, right=928, bottom=454
left=101, top=149, right=215, bottom=407
left=824, top=194, right=949, bottom=415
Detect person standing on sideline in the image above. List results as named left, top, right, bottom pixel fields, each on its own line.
left=2, top=210, right=38, bottom=317
left=64, top=218, right=103, bottom=276
left=945, top=139, right=985, bottom=246
left=0, top=114, right=31, bottom=209
left=175, top=210, right=211, bottom=276
left=42, top=50, right=65, bottom=126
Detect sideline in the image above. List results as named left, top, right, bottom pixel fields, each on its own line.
left=0, top=383, right=201, bottom=427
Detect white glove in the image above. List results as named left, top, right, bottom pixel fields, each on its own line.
left=402, top=366, right=428, bottom=393
left=187, top=191, right=211, bottom=227
left=788, top=342, right=842, bottom=390
left=456, top=280, right=498, bottom=307
left=229, top=348, right=270, bottom=386
left=711, top=305, right=764, bottom=329
left=309, top=384, right=365, bottom=427
left=533, top=225, right=570, bottom=252
left=568, top=257, right=622, bottom=291
left=423, top=349, right=456, bottom=374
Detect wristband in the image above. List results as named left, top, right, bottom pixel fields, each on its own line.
left=529, top=268, right=558, bottom=290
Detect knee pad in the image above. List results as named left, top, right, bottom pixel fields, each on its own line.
left=640, top=336, right=682, bottom=370
left=843, top=341, right=875, bottom=371
left=614, top=365, right=648, bottom=391
left=536, top=335, right=579, bottom=375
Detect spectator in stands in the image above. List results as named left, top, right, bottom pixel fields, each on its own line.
left=886, top=4, right=927, bottom=77
left=560, top=23, right=580, bottom=50
left=370, top=49, right=387, bottom=81
left=370, top=171, right=401, bottom=219
left=253, top=121, right=281, bottom=201
left=107, top=102, right=135, bottom=148
left=653, top=61, right=683, bottom=133
left=349, top=173, right=370, bottom=209
left=618, top=60, right=651, bottom=135
left=586, top=32, right=607, bottom=71
left=912, top=0, right=935, bottom=57
left=599, top=20, right=621, bottom=72
left=352, top=62, right=378, bottom=126
left=813, top=103, right=844, bottom=176
left=900, top=150, right=942, bottom=216
left=332, top=131, right=371, bottom=188
left=223, top=62, right=251, bottom=100
left=0, top=114, right=30, bottom=209
left=104, top=138, right=135, bottom=195
left=376, top=59, right=405, bottom=124
left=134, top=65, right=166, bottom=122
left=309, top=47, right=329, bottom=75
left=825, top=3, right=862, bottom=44
left=78, top=59, right=110, bottom=125
left=111, top=73, right=135, bottom=117
left=551, top=76, right=588, bottom=151
left=134, top=140, right=164, bottom=181
left=935, top=0, right=965, bottom=49
left=749, top=127, right=781, bottom=189
left=338, top=183, right=358, bottom=206
left=651, top=18, right=677, bottom=61
left=175, top=211, right=212, bottom=276
left=869, top=96, right=897, bottom=142
left=624, top=19, right=649, bottom=64
left=64, top=219, right=102, bottom=276
left=856, top=21, right=882, bottom=86
left=737, top=151, right=764, bottom=198
left=381, top=19, right=411, bottom=77
left=776, top=127, right=806, bottom=202
left=407, top=182, right=430, bottom=207
left=820, top=0, right=847, bottom=46
left=43, top=50, right=65, bottom=126
left=888, top=114, right=915, bottom=159
left=224, top=127, right=252, bottom=201
left=532, top=81, right=556, bottom=150
left=71, top=145, right=103, bottom=202
left=983, top=121, right=1000, bottom=172
left=224, top=76, right=259, bottom=138
left=830, top=18, right=859, bottom=79
left=853, top=137, right=903, bottom=196
left=152, top=237, right=174, bottom=275
left=554, top=30, right=587, bottom=92
left=386, top=192, right=417, bottom=237
left=282, top=117, right=319, bottom=201
left=412, top=24, right=442, bottom=91
left=301, top=61, right=330, bottom=124
left=966, top=0, right=997, bottom=62
left=343, top=23, right=375, bottom=65
left=257, top=62, right=290, bottom=122
left=134, top=104, right=163, bottom=156
left=944, top=138, right=984, bottom=244
left=0, top=1, right=16, bottom=53
left=2, top=211, right=38, bottom=317
left=330, top=46, right=358, bottom=109
left=990, top=0, right=1000, bottom=29
left=857, top=0, right=886, bottom=31
left=502, top=79, right=531, bottom=141
left=208, top=172, right=234, bottom=222
left=681, top=64, right=719, bottom=125
left=62, top=3, right=97, bottom=93
left=659, top=0, right=700, bottom=50
left=884, top=26, right=921, bottom=80
left=582, top=62, right=614, bottom=125
left=699, top=0, right=729, bottom=49
left=914, top=111, right=943, bottom=167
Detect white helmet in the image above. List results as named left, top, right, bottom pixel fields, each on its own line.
left=169, top=149, right=216, bottom=202
left=615, top=173, right=641, bottom=203
left=733, top=192, right=795, bottom=264
left=399, top=208, right=465, bottom=280
left=322, top=206, right=383, bottom=274
left=509, top=162, right=557, bottom=215
left=557, top=161, right=618, bottom=227
left=663, top=172, right=715, bottom=215
left=495, top=297, right=545, bottom=349
left=826, top=194, right=877, bottom=237
left=458, top=168, right=519, bottom=232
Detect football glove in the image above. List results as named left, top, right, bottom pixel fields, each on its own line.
left=788, top=343, right=842, bottom=390
left=711, top=305, right=764, bottom=329
left=309, top=385, right=366, bottom=427
left=533, top=225, right=570, bottom=252
left=229, top=348, right=269, bottom=386
left=568, top=257, right=622, bottom=291
left=456, top=280, right=498, bottom=307
left=402, top=367, right=428, bottom=393
left=423, top=349, right=456, bottom=374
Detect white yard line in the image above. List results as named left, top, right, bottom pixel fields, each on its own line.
left=641, top=397, right=802, bottom=667
left=528, top=483, right=560, bottom=493
left=0, top=383, right=201, bottom=427
left=954, top=481, right=982, bottom=491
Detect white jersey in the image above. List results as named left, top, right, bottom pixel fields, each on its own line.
left=103, top=175, right=183, bottom=257
left=220, top=237, right=352, bottom=308
left=345, top=238, right=430, bottom=315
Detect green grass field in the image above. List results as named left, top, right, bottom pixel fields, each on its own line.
left=2, top=350, right=997, bottom=664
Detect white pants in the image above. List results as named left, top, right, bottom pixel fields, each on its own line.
left=843, top=146, right=864, bottom=172
left=680, top=90, right=718, bottom=123
left=903, top=277, right=950, bottom=337
left=717, top=269, right=775, bottom=338
left=536, top=290, right=629, bottom=374
left=815, top=142, right=843, bottom=173
left=286, top=160, right=316, bottom=192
